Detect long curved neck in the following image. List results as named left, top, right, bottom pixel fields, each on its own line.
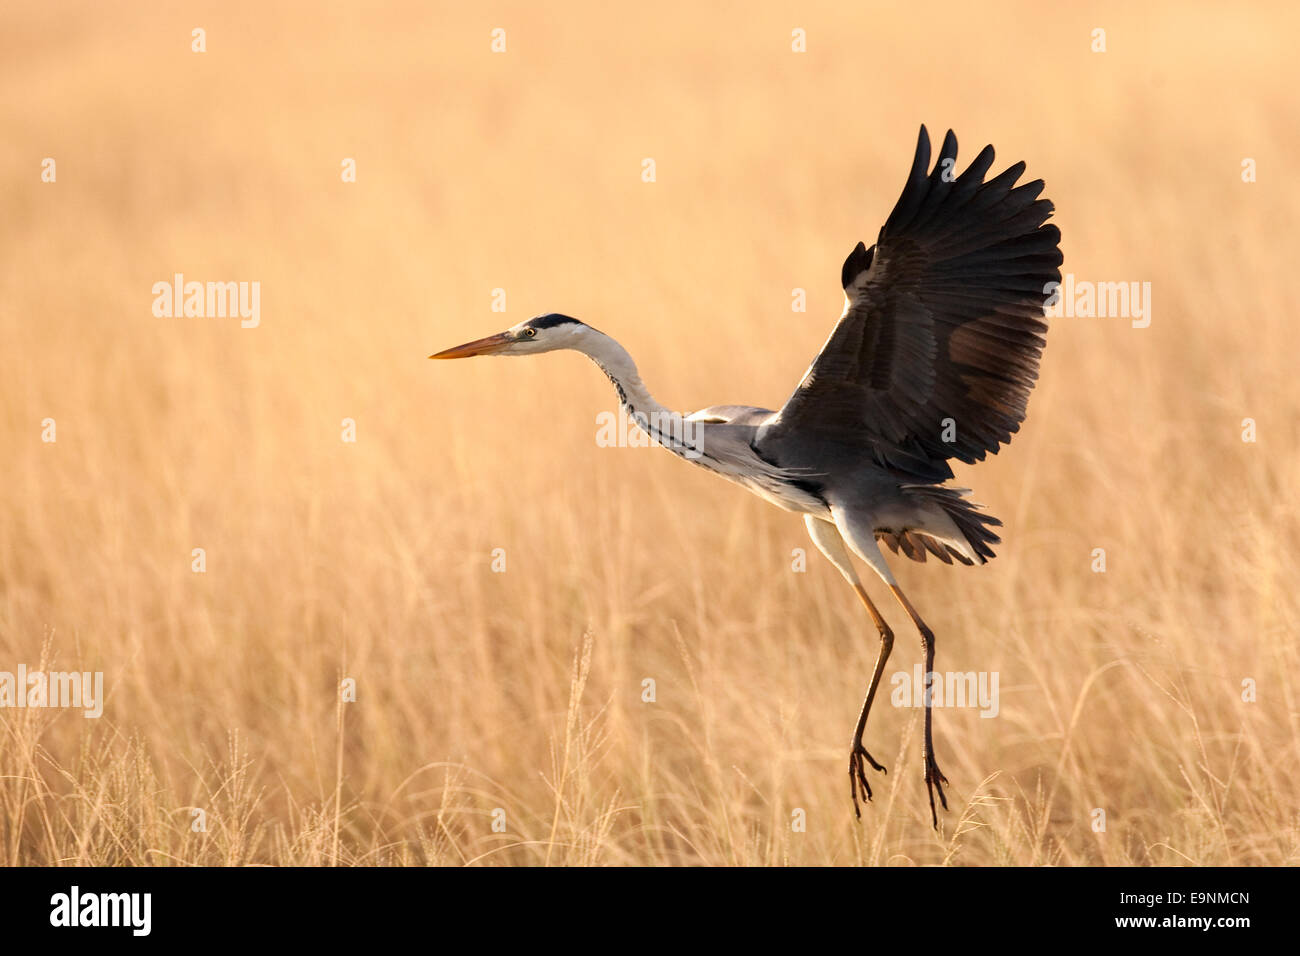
left=571, top=325, right=727, bottom=467
left=575, top=329, right=671, bottom=423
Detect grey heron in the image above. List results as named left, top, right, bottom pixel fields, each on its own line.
left=431, top=126, right=1062, bottom=828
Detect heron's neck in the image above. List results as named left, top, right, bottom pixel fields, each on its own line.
left=577, top=329, right=671, bottom=423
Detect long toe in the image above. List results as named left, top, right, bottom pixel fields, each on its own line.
left=924, top=760, right=950, bottom=828
left=848, top=745, right=889, bottom=818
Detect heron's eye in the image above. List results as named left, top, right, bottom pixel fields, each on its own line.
left=522, top=328, right=537, bottom=338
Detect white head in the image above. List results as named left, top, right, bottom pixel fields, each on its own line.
left=429, top=313, right=596, bottom=360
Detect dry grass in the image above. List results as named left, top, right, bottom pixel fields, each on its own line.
left=1, top=1, right=1297, bottom=866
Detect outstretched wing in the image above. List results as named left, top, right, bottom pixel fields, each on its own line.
left=759, top=126, right=1062, bottom=482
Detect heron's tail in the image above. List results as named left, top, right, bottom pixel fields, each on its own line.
left=882, top=485, right=1003, bottom=565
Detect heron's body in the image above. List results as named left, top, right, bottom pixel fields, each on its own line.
left=432, top=126, right=1062, bottom=827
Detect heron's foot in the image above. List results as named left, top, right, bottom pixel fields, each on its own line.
left=924, top=752, right=949, bottom=829
left=848, top=742, right=888, bottom=819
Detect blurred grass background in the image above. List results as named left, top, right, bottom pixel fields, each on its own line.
left=1, top=0, right=1297, bottom=865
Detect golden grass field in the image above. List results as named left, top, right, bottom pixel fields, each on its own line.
left=2, top=1, right=1297, bottom=866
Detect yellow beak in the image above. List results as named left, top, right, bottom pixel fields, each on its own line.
left=428, top=331, right=514, bottom=359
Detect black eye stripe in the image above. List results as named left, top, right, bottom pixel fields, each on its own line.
left=529, top=313, right=582, bottom=330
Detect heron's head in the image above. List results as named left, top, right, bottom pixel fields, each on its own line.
left=429, top=314, right=590, bottom=359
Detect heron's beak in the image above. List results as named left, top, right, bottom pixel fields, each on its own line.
left=428, top=331, right=513, bottom=359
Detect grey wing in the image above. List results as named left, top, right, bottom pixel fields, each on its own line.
left=757, top=125, right=1063, bottom=482
left=687, top=404, right=774, bottom=426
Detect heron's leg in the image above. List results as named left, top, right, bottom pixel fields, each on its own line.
left=847, top=583, right=894, bottom=813
left=803, top=516, right=892, bottom=817
left=828, top=505, right=954, bottom=827
left=888, top=583, right=949, bottom=829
